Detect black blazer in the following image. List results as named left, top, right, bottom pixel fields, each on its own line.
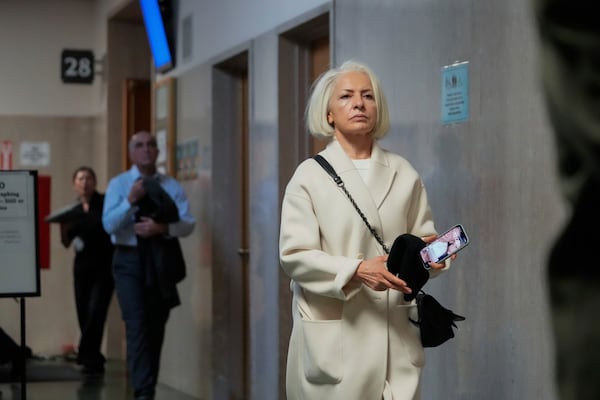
left=60, top=191, right=114, bottom=277
left=135, top=177, right=187, bottom=308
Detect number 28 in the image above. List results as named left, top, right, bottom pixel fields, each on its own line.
left=64, top=56, right=92, bottom=78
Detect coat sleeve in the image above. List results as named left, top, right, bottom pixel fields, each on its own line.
left=279, top=171, right=362, bottom=301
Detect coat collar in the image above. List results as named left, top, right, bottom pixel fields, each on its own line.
left=321, top=140, right=396, bottom=254
left=322, top=139, right=396, bottom=209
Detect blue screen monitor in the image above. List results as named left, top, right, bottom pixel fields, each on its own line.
left=139, top=0, right=175, bottom=72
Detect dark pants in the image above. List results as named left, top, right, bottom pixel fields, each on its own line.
left=74, top=262, right=114, bottom=370
left=0, top=328, right=19, bottom=364
left=0, top=327, right=32, bottom=380
left=113, top=247, right=170, bottom=398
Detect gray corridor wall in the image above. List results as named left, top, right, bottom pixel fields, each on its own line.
left=334, top=0, right=563, bottom=399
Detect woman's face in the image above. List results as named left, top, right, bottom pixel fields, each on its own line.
left=327, top=71, right=377, bottom=139
left=73, top=170, right=96, bottom=199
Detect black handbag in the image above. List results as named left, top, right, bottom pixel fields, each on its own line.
left=409, top=291, right=465, bottom=347
left=386, top=233, right=430, bottom=301
left=313, top=154, right=465, bottom=347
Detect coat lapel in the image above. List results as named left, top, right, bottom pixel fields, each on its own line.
left=367, top=143, right=396, bottom=209
left=321, top=140, right=396, bottom=253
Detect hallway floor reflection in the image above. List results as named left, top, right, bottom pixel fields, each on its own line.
left=0, top=359, right=198, bottom=400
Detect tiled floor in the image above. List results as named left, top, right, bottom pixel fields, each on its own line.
left=0, top=359, right=199, bottom=400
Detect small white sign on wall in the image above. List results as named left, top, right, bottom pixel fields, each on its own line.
left=20, top=142, right=51, bottom=167
left=156, top=129, right=167, bottom=164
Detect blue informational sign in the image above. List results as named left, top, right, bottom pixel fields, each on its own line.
left=441, top=61, right=469, bottom=124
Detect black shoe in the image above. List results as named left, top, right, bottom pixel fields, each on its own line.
left=134, top=390, right=155, bottom=400
left=10, top=358, right=25, bottom=381
left=81, top=365, right=104, bottom=379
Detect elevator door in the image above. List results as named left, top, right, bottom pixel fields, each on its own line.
left=212, top=52, right=250, bottom=400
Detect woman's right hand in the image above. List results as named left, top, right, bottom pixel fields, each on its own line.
left=353, top=255, right=412, bottom=294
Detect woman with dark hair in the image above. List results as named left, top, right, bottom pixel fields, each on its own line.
left=60, top=166, right=114, bottom=377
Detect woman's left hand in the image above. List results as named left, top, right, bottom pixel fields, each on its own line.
left=353, top=255, right=413, bottom=294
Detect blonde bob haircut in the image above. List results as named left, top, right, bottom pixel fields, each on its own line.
left=305, top=60, right=390, bottom=140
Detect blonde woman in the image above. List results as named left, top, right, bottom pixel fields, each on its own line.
left=279, top=60, right=449, bottom=399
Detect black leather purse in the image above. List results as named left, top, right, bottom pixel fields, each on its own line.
left=409, top=291, right=465, bottom=347
left=313, top=155, right=465, bottom=347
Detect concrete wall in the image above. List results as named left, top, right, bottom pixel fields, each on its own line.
left=334, top=0, right=564, bottom=398
left=0, top=0, right=102, bottom=359
left=158, top=63, right=213, bottom=398
left=0, top=0, right=96, bottom=116
left=173, top=0, right=330, bottom=75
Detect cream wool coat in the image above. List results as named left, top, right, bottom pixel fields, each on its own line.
left=280, top=140, right=441, bottom=400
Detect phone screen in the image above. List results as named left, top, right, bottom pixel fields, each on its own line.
left=420, top=224, right=469, bottom=266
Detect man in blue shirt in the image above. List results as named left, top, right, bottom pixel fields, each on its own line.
left=102, top=131, right=195, bottom=400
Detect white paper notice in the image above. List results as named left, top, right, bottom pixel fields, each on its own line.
left=0, top=171, right=39, bottom=296
left=20, top=142, right=51, bottom=167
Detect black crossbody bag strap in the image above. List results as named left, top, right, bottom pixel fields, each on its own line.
left=313, top=154, right=390, bottom=254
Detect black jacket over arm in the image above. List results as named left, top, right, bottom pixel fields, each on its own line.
left=135, top=177, right=187, bottom=309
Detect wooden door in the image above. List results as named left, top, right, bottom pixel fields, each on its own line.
left=122, top=78, right=151, bottom=170
left=310, top=37, right=331, bottom=155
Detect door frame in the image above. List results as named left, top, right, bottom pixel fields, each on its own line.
left=277, top=9, right=331, bottom=398
left=121, top=78, right=151, bottom=170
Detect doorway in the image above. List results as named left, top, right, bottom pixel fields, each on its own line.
left=277, top=10, right=330, bottom=398
left=211, top=50, right=250, bottom=400
left=122, top=78, right=151, bottom=170
left=278, top=12, right=331, bottom=173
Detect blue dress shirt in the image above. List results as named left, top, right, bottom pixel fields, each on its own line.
left=102, top=165, right=195, bottom=246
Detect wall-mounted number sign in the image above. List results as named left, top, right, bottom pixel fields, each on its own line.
left=61, top=49, right=94, bottom=84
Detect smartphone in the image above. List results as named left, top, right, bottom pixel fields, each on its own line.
left=420, top=224, right=469, bottom=267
